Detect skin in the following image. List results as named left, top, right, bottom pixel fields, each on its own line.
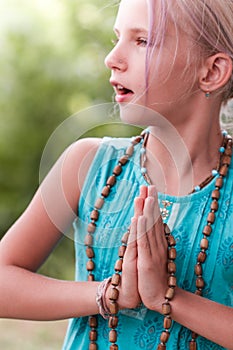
left=0, top=0, right=233, bottom=348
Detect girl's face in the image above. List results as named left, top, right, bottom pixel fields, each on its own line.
left=105, top=0, right=199, bottom=122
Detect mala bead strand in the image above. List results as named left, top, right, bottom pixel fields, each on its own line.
left=86, top=207, right=98, bottom=349
left=157, top=223, right=177, bottom=350
left=85, top=134, right=143, bottom=350
left=190, top=134, right=232, bottom=349
left=192, top=132, right=229, bottom=193
left=104, top=130, right=146, bottom=349
left=108, top=228, right=130, bottom=350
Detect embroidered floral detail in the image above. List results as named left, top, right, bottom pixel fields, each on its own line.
left=218, top=195, right=233, bottom=222
left=172, top=227, right=191, bottom=262
left=98, top=316, right=109, bottom=343
left=176, top=327, right=191, bottom=350
left=181, top=279, right=193, bottom=291
left=176, top=328, right=225, bottom=350
left=134, top=317, right=162, bottom=349
left=160, top=200, right=173, bottom=221
left=217, top=237, right=233, bottom=270
left=98, top=316, right=122, bottom=345
left=224, top=287, right=233, bottom=305
left=192, top=195, right=209, bottom=215
left=198, top=336, right=226, bottom=349
left=201, top=283, right=213, bottom=299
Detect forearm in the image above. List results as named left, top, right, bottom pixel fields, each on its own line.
left=0, top=265, right=99, bottom=321
left=170, top=287, right=233, bottom=349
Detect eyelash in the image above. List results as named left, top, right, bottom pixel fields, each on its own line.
left=136, top=38, right=148, bottom=47
left=111, top=37, right=148, bottom=47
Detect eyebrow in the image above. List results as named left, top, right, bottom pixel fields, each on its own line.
left=114, top=27, right=148, bottom=35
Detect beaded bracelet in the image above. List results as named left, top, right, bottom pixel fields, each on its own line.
left=96, top=277, right=112, bottom=319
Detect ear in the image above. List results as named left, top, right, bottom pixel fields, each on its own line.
left=199, top=53, right=233, bottom=94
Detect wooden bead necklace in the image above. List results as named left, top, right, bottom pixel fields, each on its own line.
left=84, top=129, right=232, bottom=350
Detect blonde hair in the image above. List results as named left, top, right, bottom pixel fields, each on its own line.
left=147, top=0, right=233, bottom=102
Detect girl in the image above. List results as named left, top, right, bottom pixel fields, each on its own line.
left=0, top=0, right=233, bottom=349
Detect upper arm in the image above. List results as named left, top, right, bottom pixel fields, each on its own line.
left=0, top=137, right=101, bottom=272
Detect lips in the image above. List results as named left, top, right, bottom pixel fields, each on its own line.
left=110, top=80, right=134, bottom=102
left=115, top=84, right=133, bottom=95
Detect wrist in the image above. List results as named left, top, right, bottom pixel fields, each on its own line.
left=96, top=277, right=112, bottom=319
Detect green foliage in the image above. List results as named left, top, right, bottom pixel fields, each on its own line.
left=0, top=0, right=117, bottom=235
left=38, top=236, right=75, bottom=280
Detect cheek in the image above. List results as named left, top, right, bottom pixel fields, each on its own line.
left=147, top=61, right=192, bottom=104
left=146, top=46, right=196, bottom=98
left=146, top=60, right=172, bottom=97
left=134, top=68, right=147, bottom=90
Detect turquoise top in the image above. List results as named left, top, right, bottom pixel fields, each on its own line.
left=62, top=136, right=233, bottom=350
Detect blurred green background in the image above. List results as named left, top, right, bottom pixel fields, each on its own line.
left=0, top=0, right=115, bottom=241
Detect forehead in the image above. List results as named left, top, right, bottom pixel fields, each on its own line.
left=114, top=0, right=176, bottom=39
left=114, top=0, right=149, bottom=30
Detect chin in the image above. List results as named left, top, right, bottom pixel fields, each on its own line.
left=119, top=102, right=164, bottom=127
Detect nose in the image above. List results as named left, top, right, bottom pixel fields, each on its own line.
left=104, top=45, right=127, bottom=71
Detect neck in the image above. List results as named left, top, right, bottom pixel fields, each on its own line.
left=145, top=109, right=223, bottom=196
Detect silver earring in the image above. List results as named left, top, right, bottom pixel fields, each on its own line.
left=205, top=91, right=210, bottom=99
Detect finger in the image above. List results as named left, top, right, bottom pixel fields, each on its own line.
left=147, top=186, right=160, bottom=222
left=128, top=217, right=137, bottom=246
left=134, top=185, right=148, bottom=218
left=142, top=192, right=160, bottom=230
left=139, top=185, right=148, bottom=199
left=134, top=197, right=144, bottom=218
left=155, top=216, right=168, bottom=251
left=143, top=196, right=156, bottom=231
left=147, top=185, right=157, bottom=198
left=142, top=197, right=158, bottom=256
left=137, top=215, right=151, bottom=255
left=124, top=218, right=137, bottom=269
left=149, top=214, right=168, bottom=256
left=143, top=194, right=165, bottom=253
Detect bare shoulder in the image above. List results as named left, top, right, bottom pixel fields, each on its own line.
left=70, top=137, right=102, bottom=152
left=61, top=137, right=102, bottom=192
left=68, top=137, right=102, bottom=164
left=39, top=137, right=103, bottom=226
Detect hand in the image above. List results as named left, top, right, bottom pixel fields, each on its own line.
left=136, top=185, right=168, bottom=312
left=113, top=192, right=145, bottom=310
